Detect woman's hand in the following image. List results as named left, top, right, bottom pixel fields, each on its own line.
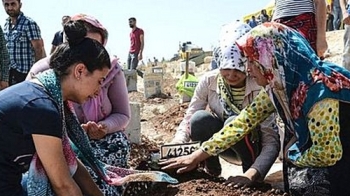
left=223, top=168, right=260, bottom=188
left=81, top=121, right=107, bottom=140
left=159, top=149, right=210, bottom=174
left=223, top=175, right=253, bottom=188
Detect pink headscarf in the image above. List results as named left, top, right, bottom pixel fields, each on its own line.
left=71, top=14, right=109, bottom=46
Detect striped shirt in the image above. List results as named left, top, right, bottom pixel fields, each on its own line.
left=273, top=0, right=315, bottom=20
left=231, top=85, right=245, bottom=110
left=4, top=12, right=41, bottom=74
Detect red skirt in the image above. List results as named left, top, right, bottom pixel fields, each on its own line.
left=274, top=12, right=317, bottom=52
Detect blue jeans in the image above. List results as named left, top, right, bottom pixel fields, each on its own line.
left=127, top=52, right=144, bottom=77
left=190, top=110, right=261, bottom=173
left=333, top=6, right=342, bottom=30
left=343, top=25, right=350, bottom=70
left=127, top=52, right=139, bottom=70
left=21, top=172, right=27, bottom=196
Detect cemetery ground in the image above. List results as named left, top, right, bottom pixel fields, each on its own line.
left=125, top=30, right=343, bottom=196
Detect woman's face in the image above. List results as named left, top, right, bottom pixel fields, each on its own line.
left=219, top=69, right=247, bottom=88
left=71, top=64, right=109, bottom=104
left=247, top=61, right=269, bottom=86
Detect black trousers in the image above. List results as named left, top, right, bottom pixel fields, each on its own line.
left=9, top=68, right=27, bottom=86
left=190, top=110, right=261, bottom=173
left=285, top=101, right=350, bottom=196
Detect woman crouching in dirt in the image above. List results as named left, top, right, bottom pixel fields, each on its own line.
left=162, top=22, right=350, bottom=196
left=169, top=22, right=280, bottom=187
left=26, top=14, right=131, bottom=196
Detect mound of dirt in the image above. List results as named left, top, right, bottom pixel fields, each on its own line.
left=140, top=169, right=286, bottom=196
left=162, top=72, right=179, bottom=96
left=128, top=135, right=159, bottom=168
left=151, top=103, right=189, bottom=133
left=129, top=143, right=286, bottom=196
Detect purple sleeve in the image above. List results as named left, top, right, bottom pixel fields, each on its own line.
left=25, top=57, right=51, bottom=80
left=99, top=65, right=131, bottom=133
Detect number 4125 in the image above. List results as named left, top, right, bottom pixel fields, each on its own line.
left=166, top=146, right=196, bottom=158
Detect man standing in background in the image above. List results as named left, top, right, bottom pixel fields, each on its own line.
left=248, top=15, right=258, bottom=28
left=50, top=15, right=70, bottom=54
left=2, top=0, right=43, bottom=85
left=0, top=26, right=9, bottom=90
left=127, top=17, right=144, bottom=75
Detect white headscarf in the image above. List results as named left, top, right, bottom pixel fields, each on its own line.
left=215, top=21, right=251, bottom=72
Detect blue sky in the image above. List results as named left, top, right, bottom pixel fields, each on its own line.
left=0, top=0, right=271, bottom=63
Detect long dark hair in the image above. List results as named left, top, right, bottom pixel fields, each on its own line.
left=49, top=20, right=110, bottom=77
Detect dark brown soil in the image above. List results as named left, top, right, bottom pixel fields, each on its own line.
left=126, top=71, right=287, bottom=195
left=151, top=103, right=189, bottom=133
left=128, top=140, right=286, bottom=196
left=140, top=169, right=287, bottom=196
left=128, top=135, right=159, bottom=168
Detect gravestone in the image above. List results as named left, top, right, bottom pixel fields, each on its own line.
left=124, top=102, right=141, bottom=144
left=124, top=70, right=137, bottom=92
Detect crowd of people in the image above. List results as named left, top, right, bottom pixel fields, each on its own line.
left=246, top=9, right=271, bottom=28
left=0, top=0, right=350, bottom=195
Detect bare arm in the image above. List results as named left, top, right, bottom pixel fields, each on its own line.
left=314, top=0, right=328, bottom=57
left=330, top=0, right=334, bottom=12
left=138, top=34, right=144, bottom=60
left=341, top=0, right=350, bottom=25
left=73, top=160, right=103, bottom=196
left=31, top=39, right=44, bottom=62
left=340, top=0, right=347, bottom=13
left=32, top=134, right=83, bottom=196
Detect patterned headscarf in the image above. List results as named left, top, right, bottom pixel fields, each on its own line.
left=237, top=22, right=350, bottom=161
left=219, top=21, right=252, bottom=48
left=216, top=22, right=251, bottom=119
left=71, top=14, right=109, bottom=46
left=216, top=21, right=251, bottom=72
left=218, top=42, right=247, bottom=72
left=236, top=22, right=350, bottom=105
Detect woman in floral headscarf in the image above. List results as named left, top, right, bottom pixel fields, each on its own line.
left=238, top=22, right=350, bottom=196
left=162, top=22, right=350, bottom=196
